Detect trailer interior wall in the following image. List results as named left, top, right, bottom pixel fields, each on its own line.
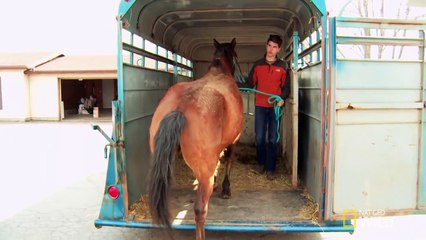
left=298, top=63, right=323, bottom=204
left=122, top=65, right=192, bottom=204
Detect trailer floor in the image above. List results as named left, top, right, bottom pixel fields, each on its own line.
left=130, top=148, right=318, bottom=225
left=129, top=144, right=318, bottom=225
left=165, top=188, right=316, bottom=225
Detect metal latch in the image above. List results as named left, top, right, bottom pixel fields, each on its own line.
left=91, top=124, right=119, bottom=158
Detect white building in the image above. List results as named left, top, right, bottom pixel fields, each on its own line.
left=0, top=53, right=117, bottom=121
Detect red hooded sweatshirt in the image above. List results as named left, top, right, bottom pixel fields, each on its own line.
left=247, top=57, right=290, bottom=108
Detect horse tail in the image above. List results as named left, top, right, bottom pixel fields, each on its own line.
left=148, top=111, right=186, bottom=229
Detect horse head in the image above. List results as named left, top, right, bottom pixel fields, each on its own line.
left=211, top=38, right=237, bottom=76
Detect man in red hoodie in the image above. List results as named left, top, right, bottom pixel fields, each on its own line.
left=246, top=34, right=290, bottom=180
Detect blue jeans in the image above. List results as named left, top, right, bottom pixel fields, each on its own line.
left=255, top=106, right=279, bottom=172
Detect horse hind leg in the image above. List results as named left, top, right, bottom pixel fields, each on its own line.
left=194, top=174, right=215, bottom=240
left=220, top=144, right=236, bottom=199
left=212, top=148, right=226, bottom=192
left=212, top=160, right=221, bottom=192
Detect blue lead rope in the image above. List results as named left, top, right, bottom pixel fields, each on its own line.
left=238, top=87, right=283, bottom=143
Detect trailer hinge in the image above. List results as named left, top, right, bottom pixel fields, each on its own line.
left=104, top=142, right=125, bottom=159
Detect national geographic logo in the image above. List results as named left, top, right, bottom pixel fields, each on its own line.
left=343, top=209, right=390, bottom=229
left=343, top=209, right=357, bottom=228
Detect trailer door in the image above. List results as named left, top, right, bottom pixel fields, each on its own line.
left=324, top=17, right=426, bottom=222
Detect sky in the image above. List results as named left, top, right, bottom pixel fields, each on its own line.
left=0, top=0, right=119, bottom=55
left=0, top=0, right=423, bottom=56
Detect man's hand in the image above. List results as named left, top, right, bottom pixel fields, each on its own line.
left=277, top=99, right=285, bottom=107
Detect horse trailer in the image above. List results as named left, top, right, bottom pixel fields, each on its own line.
left=93, top=0, right=426, bottom=235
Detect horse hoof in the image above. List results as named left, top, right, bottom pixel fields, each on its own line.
left=220, top=192, right=231, bottom=199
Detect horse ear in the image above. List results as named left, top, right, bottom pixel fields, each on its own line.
left=231, top=38, right=236, bottom=49
left=213, top=39, right=220, bottom=48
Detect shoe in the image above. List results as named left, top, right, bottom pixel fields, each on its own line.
left=252, top=165, right=265, bottom=175
left=266, top=171, right=276, bottom=180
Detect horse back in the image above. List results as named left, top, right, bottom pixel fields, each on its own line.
left=197, top=72, right=244, bottom=145
left=150, top=74, right=243, bottom=151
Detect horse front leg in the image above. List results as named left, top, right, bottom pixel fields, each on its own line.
left=220, top=144, right=235, bottom=199
left=194, top=175, right=214, bottom=240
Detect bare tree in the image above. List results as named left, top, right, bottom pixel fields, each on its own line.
left=338, top=0, right=416, bottom=59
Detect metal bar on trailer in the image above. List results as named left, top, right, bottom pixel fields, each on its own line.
left=309, top=36, right=313, bottom=63
left=173, top=53, right=178, bottom=76
left=91, top=124, right=114, bottom=144
left=95, top=219, right=354, bottom=233
left=336, top=17, right=426, bottom=30
left=336, top=59, right=423, bottom=63
left=323, top=16, right=337, bottom=222
left=165, top=51, right=169, bottom=73
left=337, top=36, right=424, bottom=46
left=316, top=30, right=321, bottom=62
left=293, top=32, right=299, bottom=70
left=141, top=39, right=145, bottom=67
left=299, top=41, right=322, bottom=59
left=419, top=29, right=426, bottom=208
left=335, top=102, right=424, bottom=110
left=319, top=14, right=329, bottom=222
left=155, top=45, right=159, bottom=70
left=291, top=31, right=299, bottom=189
left=122, top=43, right=191, bottom=71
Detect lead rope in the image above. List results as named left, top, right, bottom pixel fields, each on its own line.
left=238, top=88, right=283, bottom=143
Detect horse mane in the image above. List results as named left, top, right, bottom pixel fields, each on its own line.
left=209, top=39, right=236, bottom=73
left=211, top=58, right=222, bottom=67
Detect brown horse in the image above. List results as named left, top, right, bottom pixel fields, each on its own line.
left=148, top=38, right=243, bottom=240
